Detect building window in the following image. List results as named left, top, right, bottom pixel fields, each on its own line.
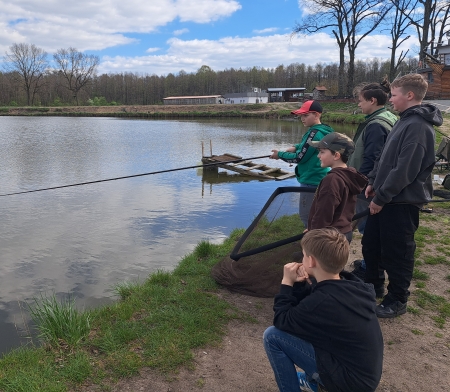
left=445, top=54, right=450, bottom=66
left=428, top=72, right=434, bottom=83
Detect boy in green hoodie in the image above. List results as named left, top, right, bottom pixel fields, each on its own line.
left=270, top=100, right=334, bottom=226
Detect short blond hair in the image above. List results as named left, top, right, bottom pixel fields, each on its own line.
left=391, top=74, right=428, bottom=101
left=301, top=228, right=349, bottom=273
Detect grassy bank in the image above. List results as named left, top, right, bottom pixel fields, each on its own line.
left=0, top=102, right=367, bottom=123
left=0, top=231, right=252, bottom=391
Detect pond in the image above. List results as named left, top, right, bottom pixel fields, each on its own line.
left=0, top=116, right=355, bottom=353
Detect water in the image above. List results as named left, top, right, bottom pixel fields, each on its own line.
left=0, top=116, right=354, bottom=353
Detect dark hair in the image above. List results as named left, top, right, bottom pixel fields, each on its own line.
left=301, top=228, right=349, bottom=273
left=359, top=76, right=391, bottom=105
left=329, top=150, right=349, bottom=163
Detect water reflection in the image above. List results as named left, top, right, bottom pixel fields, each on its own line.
left=0, top=116, right=353, bottom=353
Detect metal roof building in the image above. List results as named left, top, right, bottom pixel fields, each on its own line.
left=163, top=95, right=224, bottom=105
left=267, top=87, right=306, bottom=102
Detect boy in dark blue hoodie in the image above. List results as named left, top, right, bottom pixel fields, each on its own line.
left=263, top=228, right=383, bottom=392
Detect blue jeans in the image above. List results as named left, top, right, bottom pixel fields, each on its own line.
left=298, top=183, right=317, bottom=227
left=263, top=326, right=322, bottom=391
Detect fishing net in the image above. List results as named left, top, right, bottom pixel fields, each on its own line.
left=211, top=187, right=313, bottom=297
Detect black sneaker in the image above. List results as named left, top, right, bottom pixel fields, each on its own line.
left=350, top=259, right=366, bottom=280
left=376, top=301, right=407, bottom=318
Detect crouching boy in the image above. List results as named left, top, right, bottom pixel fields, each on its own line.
left=263, top=228, right=383, bottom=392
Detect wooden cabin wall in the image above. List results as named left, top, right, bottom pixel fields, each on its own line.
left=427, top=70, right=442, bottom=97
left=441, top=70, right=450, bottom=98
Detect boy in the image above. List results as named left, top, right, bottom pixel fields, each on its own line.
left=363, top=74, right=443, bottom=318
left=270, top=100, right=334, bottom=226
left=307, top=132, right=368, bottom=242
left=263, top=228, right=383, bottom=392
left=348, top=80, right=398, bottom=278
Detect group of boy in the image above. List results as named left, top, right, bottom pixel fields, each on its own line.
left=266, top=74, right=443, bottom=392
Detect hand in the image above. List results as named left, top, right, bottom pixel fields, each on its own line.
left=270, top=150, right=279, bottom=159
left=365, top=185, right=375, bottom=198
left=369, top=201, right=383, bottom=215
left=297, top=264, right=312, bottom=284
left=282, top=262, right=303, bottom=286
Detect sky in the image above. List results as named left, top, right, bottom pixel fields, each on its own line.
left=0, top=0, right=417, bottom=76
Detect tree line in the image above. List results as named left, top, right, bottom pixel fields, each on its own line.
left=1, top=0, right=448, bottom=106
left=0, top=58, right=420, bottom=107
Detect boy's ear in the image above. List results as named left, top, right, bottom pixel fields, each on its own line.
left=307, top=254, right=318, bottom=268
left=406, top=90, right=415, bottom=101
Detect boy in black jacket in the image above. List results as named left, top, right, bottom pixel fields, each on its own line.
left=263, top=228, right=383, bottom=392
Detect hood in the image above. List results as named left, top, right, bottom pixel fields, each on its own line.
left=401, top=103, right=443, bottom=127
left=329, top=167, right=368, bottom=195
left=310, top=123, right=335, bottom=137
left=316, top=271, right=377, bottom=320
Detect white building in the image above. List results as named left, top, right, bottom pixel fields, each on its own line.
left=223, top=87, right=269, bottom=104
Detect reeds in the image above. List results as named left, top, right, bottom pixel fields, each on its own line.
left=29, top=294, right=91, bottom=348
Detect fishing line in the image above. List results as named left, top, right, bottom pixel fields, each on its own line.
left=0, top=155, right=270, bottom=197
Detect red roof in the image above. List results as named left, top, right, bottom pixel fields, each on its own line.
left=314, top=86, right=327, bottom=91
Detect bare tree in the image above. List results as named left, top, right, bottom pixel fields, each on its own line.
left=391, top=0, right=450, bottom=63
left=294, top=0, right=389, bottom=97
left=386, top=0, right=413, bottom=80
left=3, top=43, right=48, bottom=106
left=53, top=48, right=99, bottom=105
left=432, top=1, right=450, bottom=54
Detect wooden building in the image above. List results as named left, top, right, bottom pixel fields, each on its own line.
left=163, top=95, right=224, bottom=105
left=267, top=88, right=306, bottom=102
left=312, top=86, right=327, bottom=100
left=417, top=38, right=450, bottom=99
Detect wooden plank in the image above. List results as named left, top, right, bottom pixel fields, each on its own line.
left=275, top=173, right=296, bottom=181
left=223, top=153, right=242, bottom=159
left=260, top=167, right=281, bottom=174
left=229, top=160, right=252, bottom=166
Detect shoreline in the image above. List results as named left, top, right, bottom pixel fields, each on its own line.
left=0, top=102, right=366, bottom=123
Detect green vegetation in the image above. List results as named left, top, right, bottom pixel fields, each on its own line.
left=29, top=294, right=91, bottom=348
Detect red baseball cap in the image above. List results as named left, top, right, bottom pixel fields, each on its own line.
left=291, top=100, right=323, bottom=115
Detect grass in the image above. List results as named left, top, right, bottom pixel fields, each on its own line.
left=28, top=294, right=91, bottom=348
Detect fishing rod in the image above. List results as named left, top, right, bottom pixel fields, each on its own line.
left=0, top=154, right=270, bottom=197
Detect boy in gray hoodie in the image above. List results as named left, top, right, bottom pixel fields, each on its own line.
left=363, top=74, right=443, bottom=318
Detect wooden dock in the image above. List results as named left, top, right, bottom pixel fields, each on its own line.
left=201, top=153, right=296, bottom=181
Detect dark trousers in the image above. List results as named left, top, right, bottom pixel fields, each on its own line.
left=362, top=204, right=419, bottom=304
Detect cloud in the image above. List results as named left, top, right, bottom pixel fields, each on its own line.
left=253, top=27, right=279, bottom=34
left=0, top=0, right=241, bottom=51
left=146, top=47, right=161, bottom=53
left=99, top=32, right=414, bottom=75
left=173, top=28, right=189, bottom=36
